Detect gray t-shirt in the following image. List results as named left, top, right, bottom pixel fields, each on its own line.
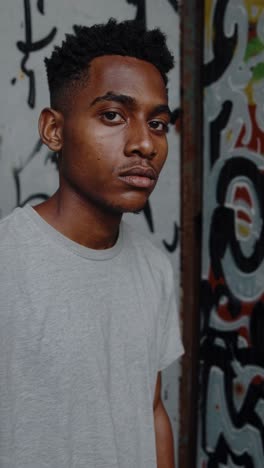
left=0, top=205, right=183, bottom=468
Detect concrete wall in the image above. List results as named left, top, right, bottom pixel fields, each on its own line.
left=198, top=0, right=264, bottom=466
left=0, top=0, right=182, bottom=461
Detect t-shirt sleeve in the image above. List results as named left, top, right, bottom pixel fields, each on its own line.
left=158, top=260, right=184, bottom=371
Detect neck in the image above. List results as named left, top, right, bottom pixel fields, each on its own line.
left=33, top=189, right=122, bottom=250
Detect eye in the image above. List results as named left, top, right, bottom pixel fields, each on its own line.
left=149, top=120, right=169, bottom=133
left=101, top=111, right=124, bottom=123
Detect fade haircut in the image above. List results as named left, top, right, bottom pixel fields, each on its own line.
left=44, top=18, right=174, bottom=110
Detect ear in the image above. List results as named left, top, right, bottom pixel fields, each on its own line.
left=38, top=107, right=64, bottom=152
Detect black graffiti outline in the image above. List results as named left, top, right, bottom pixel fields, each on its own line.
left=200, top=0, right=264, bottom=463
left=207, top=435, right=254, bottom=467
left=209, top=100, right=233, bottom=168
left=200, top=267, right=264, bottom=463
left=250, top=302, right=264, bottom=362
left=16, top=0, right=57, bottom=108
left=37, top=0, right=44, bottom=14
left=13, top=139, right=58, bottom=207
left=200, top=158, right=264, bottom=460
left=199, top=330, right=264, bottom=465
left=204, top=0, right=238, bottom=87
left=167, top=0, right=179, bottom=13
left=170, top=108, right=180, bottom=125
left=143, top=200, right=154, bottom=232
left=163, top=222, right=179, bottom=252
left=126, top=0, right=178, bottom=29
left=126, top=0, right=146, bottom=27
left=210, top=157, right=264, bottom=278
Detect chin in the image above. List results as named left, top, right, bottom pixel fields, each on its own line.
left=105, top=198, right=148, bottom=215
left=121, top=198, right=149, bottom=214
left=124, top=204, right=145, bottom=214
left=88, top=192, right=150, bottom=216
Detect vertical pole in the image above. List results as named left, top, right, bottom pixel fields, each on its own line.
left=178, top=1, right=203, bottom=467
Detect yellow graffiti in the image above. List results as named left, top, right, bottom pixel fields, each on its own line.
left=205, top=0, right=214, bottom=48
left=237, top=222, right=251, bottom=239
left=244, top=0, right=264, bottom=22
left=226, top=129, right=233, bottom=142
left=244, top=82, right=255, bottom=106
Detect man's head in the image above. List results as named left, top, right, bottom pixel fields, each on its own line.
left=45, top=18, right=174, bottom=111
left=39, top=19, right=174, bottom=215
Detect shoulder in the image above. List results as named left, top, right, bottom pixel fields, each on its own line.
left=0, top=208, right=21, bottom=241
left=0, top=206, right=33, bottom=253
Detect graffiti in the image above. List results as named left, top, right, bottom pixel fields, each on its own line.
left=126, top=0, right=179, bottom=27
left=16, top=0, right=57, bottom=108
left=126, top=0, right=146, bottom=27
left=163, top=222, right=179, bottom=252
left=204, top=0, right=238, bottom=87
left=13, top=139, right=57, bottom=207
left=167, top=0, right=179, bottom=13
left=198, top=0, right=264, bottom=466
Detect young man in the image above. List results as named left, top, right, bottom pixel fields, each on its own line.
left=0, top=19, right=183, bottom=468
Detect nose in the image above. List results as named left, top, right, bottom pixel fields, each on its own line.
left=124, top=121, right=157, bottom=159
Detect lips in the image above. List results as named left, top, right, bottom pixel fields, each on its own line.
left=118, top=166, right=158, bottom=189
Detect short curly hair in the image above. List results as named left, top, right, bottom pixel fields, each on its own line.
left=45, top=18, right=174, bottom=110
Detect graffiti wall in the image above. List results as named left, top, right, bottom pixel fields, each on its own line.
left=0, top=0, right=182, bottom=461
left=198, top=0, right=264, bottom=466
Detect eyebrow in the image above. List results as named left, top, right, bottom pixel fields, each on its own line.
left=90, top=91, right=171, bottom=117
left=150, top=104, right=172, bottom=119
left=90, top=92, right=136, bottom=108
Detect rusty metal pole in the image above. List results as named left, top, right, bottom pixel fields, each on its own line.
left=178, top=1, right=204, bottom=467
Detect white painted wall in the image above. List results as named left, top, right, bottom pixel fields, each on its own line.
left=0, top=0, right=182, bottom=461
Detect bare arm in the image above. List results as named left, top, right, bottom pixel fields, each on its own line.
left=153, top=372, right=175, bottom=468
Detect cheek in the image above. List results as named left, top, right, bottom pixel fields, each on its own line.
left=63, top=129, right=100, bottom=168
left=62, top=121, right=126, bottom=179
left=156, top=140, right=168, bottom=170
left=90, top=134, right=125, bottom=173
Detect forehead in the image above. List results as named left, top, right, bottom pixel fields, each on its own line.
left=83, top=55, right=168, bottom=105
